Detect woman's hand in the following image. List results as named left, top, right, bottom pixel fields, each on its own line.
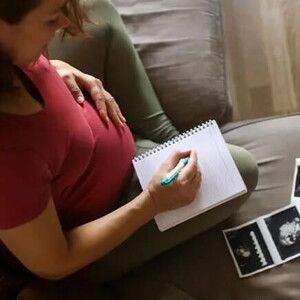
left=147, top=150, right=201, bottom=214
left=50, top=60, right=126, bottom=127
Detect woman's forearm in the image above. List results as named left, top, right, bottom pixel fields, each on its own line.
left=55, top=190, right=155, bottom=279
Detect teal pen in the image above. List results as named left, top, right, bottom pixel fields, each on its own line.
left=160, top=156, right=190, bottom=185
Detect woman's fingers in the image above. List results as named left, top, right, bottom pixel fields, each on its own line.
left=161, top=150, right=192, bottom=173
left=80, top=75, right=125, bottom=127
left=95, top=98, right=109, bottom=124
left=105, top=94, right=126, bottom=127
left=113, top=99, right=126, bottom=123
left=191, top=166, right=202, bottom=188
left=61, top=74, right=85, bottom=104
left=179, top=150, right=199, bottom=182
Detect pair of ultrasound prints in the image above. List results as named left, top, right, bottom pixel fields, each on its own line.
left=224, top=158, right=300, bottom=278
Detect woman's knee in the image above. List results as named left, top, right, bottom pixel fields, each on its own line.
left=228, top=144, right=258, bottom=196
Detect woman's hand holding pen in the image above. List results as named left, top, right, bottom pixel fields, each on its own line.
left=146, top=150, right=201, bottom=214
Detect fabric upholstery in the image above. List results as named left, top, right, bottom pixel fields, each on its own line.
left=112, top=0, right=232, bottom=131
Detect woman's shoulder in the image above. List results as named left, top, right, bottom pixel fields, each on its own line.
left=0, top=56, right=49, bottom=115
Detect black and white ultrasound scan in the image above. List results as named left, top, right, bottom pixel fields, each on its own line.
left=291, top=159, right=300, bottom=202
left=264, top=206, right=300, bottom=261
left=224, top=204, right=300, bottom=278
left=224, top=221, right=274, bottom=277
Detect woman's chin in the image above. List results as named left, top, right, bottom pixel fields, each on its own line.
left=16, top=55, right=42, bottom=66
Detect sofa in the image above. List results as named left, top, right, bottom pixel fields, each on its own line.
left=6, top=0, right=300, bottom=299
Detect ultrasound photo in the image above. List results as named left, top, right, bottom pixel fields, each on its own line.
left=264, top=206, right=300, bottom=261
left=293, top=165, right=300, bottom=198
left=224, top=222, right=274, bottom=276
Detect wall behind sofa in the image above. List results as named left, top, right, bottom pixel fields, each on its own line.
left=222, top=0, right=300, bottom=120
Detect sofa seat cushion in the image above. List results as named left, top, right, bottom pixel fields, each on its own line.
left=112, top=0, right=232, bottom=131
left=114, top=114, right=300, bottom=300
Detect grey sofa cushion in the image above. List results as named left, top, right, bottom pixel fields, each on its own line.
left=112, top=0, right=232, bottom=131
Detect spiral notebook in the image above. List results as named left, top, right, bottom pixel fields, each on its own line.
left=132, top=120, right=247, bottom=232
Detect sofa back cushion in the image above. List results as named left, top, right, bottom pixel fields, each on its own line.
left=112, top=0, right=232, bottom=131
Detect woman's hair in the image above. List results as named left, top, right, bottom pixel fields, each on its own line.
left=0, top=0, right=90, bottom=94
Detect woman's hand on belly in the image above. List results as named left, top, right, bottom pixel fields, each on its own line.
left=50, top=60, right=126, bottom=127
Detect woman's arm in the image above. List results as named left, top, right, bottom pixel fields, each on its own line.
left=0, top=192, right=154, bottom=280
left=0, top=150, right=200, bottom=280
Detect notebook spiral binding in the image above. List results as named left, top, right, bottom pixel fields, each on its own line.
left=133, top=120, right=214, bottom=163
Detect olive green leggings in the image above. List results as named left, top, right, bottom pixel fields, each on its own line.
left=49, top=0, right=258, bottom=283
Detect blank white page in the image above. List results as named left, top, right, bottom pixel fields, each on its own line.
left=132, top=120, right=247, bottom=231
